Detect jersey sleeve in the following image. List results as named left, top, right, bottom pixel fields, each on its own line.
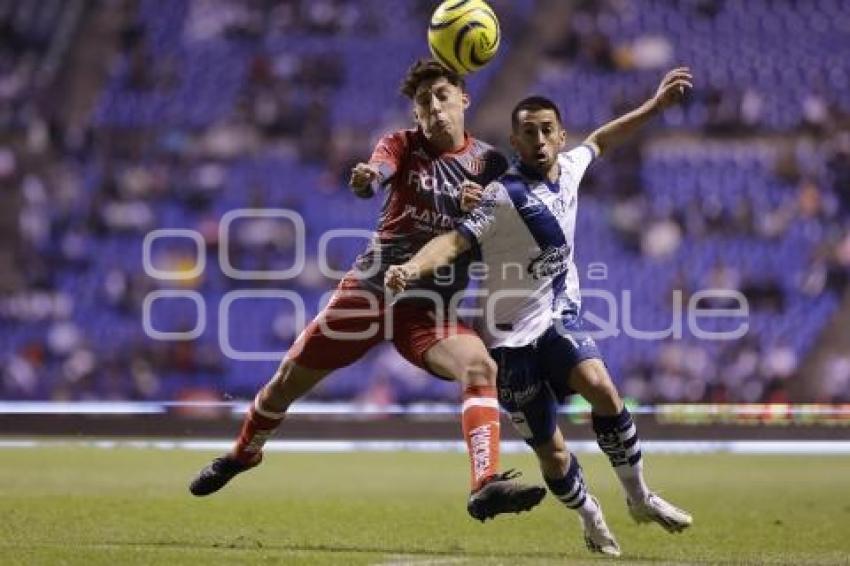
left=476, top=148, right=509, bottom=185
left=457, top=182, right=511, bottom=245
left=561, top=144, right=597, bottom=186
left=368, top=131, right=407, bottom=186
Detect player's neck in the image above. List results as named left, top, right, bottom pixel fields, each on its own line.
left=519, top=160, right=560, bottom=183
left=425, top=130, right=467, bottom=154
left=448, top=130, right=466, bottom=151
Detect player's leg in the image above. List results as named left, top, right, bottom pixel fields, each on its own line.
left=190, top=279, right=383, bottom=496
left=541, top=321, right=641, bottom=495
left=548, top=315, right=693, bottom=532
left=534, top=430, right=620, bottom=557
left=567, top=358, right=692, bottom=532
left=394, top=308, right=545, bottom=521
left=493, top=345, right=618, bottom=556
left=566, top=359, right=644, bottom=497
left=422, top=333, right=501, bottom=488
left=188, top=359, right=332, bottom=497
left=229, top=358, right=332, bottom=465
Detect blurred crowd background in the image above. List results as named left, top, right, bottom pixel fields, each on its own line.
left=1, top=0, right=849, bottom=406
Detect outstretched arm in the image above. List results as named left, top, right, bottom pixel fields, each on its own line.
left=384, top=231, right=471, bottom=293
left=385, top=181, right=504, bottom=292
left=584, top=67, right=693, bottom=158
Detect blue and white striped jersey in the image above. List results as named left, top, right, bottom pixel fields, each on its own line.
left=457, top=145, right=596, bottom=348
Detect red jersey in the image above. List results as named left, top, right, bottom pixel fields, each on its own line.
left=353, top=128, right=508, bottom=298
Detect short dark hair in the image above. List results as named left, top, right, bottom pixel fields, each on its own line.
left=511, top=96, right=563, bottom=130
left=400, top=58, right=466, bottom=100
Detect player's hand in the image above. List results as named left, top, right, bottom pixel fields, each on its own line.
left=384, top=264, right=417, bottom=294
left=460, top=181, right=484, bottom=212
left=651, top=67, right=693, bottom=111
left=349, top=163, right=379, bottom=198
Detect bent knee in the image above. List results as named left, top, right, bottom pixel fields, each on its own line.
left=574, top=361, right=615, bottom=392
left=572, top=361, right=622, bottom=413
left=461, top=355, right=498, bottom=388
left=584, top=371, right=614, bottom=394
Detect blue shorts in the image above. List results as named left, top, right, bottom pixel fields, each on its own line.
left=490, top=314, right=602, bottom=447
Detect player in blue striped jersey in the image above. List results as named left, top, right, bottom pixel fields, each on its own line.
left=386, top=68, right=695, bottom=557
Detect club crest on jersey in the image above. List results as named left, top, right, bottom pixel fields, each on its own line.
left=465, top=157, right=485, bottom=176
left=551, top=196, right=567, bottom=218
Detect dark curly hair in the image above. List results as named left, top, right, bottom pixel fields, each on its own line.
left=511, top=96, right=564, bottom=130
left=400, top=58, right=466, bottom=99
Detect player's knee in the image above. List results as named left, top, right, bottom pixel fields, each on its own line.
left=460, top=354, right=497, bottom=388
left=585, top=370, right=612, bottom=395
left=579, top=369, right=621, bottom=413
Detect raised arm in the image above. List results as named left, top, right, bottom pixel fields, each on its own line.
left=584, top=67, right=693, bottom=158
left=349, top=131, right=407, bottom=198
left=384, top=230, right=471, bottom=293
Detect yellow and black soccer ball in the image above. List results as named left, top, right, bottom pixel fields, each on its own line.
left=428, top=0, right=500, bottom=75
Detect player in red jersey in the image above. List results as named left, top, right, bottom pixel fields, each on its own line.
left=190, top=59, right=546, bottom=522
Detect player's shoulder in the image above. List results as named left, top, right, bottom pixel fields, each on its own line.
left=468, top=134, right=493, bottom=151
left=464, top=136, right=509, bottom=183
left=465, top=138, right=500, bottom=162
left=501, top=163, right=532, bottom=191
left=377, top=128, right=417, bottom=150
left=481, top=179, right=511, bottom=202
left=559, top=143, right=598, bottom=165
left=488, top=167, right=531, bottom=206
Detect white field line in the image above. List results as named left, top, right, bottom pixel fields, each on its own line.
left=1, top=439, right=850, bottom=455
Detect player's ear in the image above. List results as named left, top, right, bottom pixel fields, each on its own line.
left=461, top=92, right=470, bottom=109
left=509, top=132, right=518, bottom=151
left=557, top=125, right=567, bottom=149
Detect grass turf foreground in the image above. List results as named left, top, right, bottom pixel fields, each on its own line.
left=0, top=447, right=848, bottom=565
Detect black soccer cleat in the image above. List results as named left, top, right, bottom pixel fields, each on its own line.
left=466, top=469, right=547, bottom=522
left=189, top=453, right=262, bottom=496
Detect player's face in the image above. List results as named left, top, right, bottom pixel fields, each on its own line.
left=413, top=78, right=470, bottom=149
left=511, top=109, right=567, bottom=180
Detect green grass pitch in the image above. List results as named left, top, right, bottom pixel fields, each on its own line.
left=1, top=446, right=848, bottom=565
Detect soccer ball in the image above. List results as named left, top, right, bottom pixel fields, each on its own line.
left=428, top=0, right=500, bottom=75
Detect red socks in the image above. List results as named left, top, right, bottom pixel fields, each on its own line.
left=232, top=395, right=284, bottom=464
left=461, top=385, right=501, bottom=492
left=232, top=386, right=502, bottom=493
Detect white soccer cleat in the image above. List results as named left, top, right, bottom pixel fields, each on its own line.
left=581, top=497, right=621, bottom=558
left=628, top=492, right=693, bottom=533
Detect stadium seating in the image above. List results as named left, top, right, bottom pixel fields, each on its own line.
left=1, top=0, right=846, bottom=405
left=534, top=0, right=850, bottom=131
